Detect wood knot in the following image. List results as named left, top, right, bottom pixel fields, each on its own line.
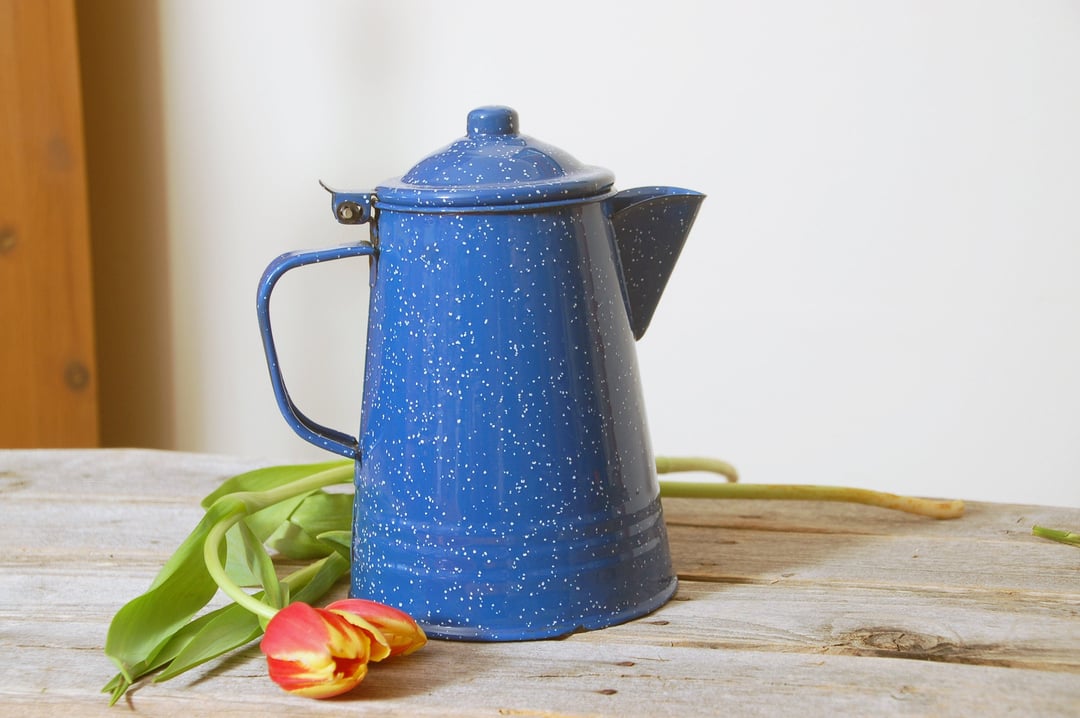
left=64, top=360, right=91, bottom=391
left=47, top=135, right=74, bottom=170
left=831, top=626, right=954, bottom=658
left=0, top=225, right=16, bottom=254
left=857, top=629, right=944, bottom=653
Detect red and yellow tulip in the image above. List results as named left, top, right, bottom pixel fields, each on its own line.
left=325, top=598, right=427, bottom=658
left=260, top=598, right=425, bottom=699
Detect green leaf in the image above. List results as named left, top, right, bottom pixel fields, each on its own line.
left=145, top=498, right=234, bottom=593
left=288, top=491, right=353, bottom=538
left=244, top=490, right=316, bottom=540
left=316, top=530, right=352, bottom=561
left=103, top=461, right=355, bottom=703
left=104, top=599, right=253, bottom=699
left=289, top=551, right=350, bottom=604
left=266, top=491, right=353, bottom=560
left=102, top=673, right=130, bottom=705
left=154, top=602, right=263, bottom=682
left=237, top=520, right=285, bottom=610
left=222, top=523, right=262, bottom=587
left=104, top=498, right=244, bottom=681
left=221, top=492, right=316, bottom=586
left=264, top=521, right=329, bottom=560
left=154, top=553, right=349, bottom=686
left=201, top=460, right=350, bottom=509
left=102, top=555, right=352, bottom=700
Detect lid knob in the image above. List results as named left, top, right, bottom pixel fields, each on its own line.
left=380, top=105, right=615, bottom=207
left=467, top=106, right=518, bottom=138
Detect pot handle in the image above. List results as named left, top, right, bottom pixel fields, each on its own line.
left=256, top=241, right=376, bottom=459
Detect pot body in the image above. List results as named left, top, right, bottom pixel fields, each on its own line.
left=351, top=199, right=675, bottom=640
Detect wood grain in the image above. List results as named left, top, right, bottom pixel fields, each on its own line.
left=1, top=450, right=1078, bottom=716
left=0, top=0, right=98, bottom=447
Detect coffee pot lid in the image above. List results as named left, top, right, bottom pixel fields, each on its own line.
left=375, top=106, right=615, bottom=209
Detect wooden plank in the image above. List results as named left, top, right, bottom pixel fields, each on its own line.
left=667, top=522, right=1079, bottom=593
left=4, top=563, right=1077, bottom=681
left=5, top=453, right=1075, bottom=592
left=2, top=450, right=1079, bottom=716
left=3, top=623, right=1079, bottom=717
left=579, top=581, right=1080, bottom=673
left=662, top=495, right=1080, bottom=538
left=4, top=496, right=1076, bottom=590
left=0, top=0, right=98, bottom=447
left=0, top=448, right=265, bottom=502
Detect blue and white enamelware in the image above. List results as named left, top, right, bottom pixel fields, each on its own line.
left=257, top=106, right=704, bottom=640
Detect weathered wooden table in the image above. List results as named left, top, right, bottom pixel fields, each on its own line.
left=1, top=449, right=1078, bottom=715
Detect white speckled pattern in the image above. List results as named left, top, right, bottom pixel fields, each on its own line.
left=352, top=201, right=676, bottom=640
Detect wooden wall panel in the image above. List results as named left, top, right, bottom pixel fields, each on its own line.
left=0, top=0, right=99, bottom=446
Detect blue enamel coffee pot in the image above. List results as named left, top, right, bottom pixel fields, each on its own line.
left=257, top=106, right=704, bottom=640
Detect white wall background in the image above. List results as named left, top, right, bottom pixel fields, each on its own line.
left=120, top=1, right=1080, bottom=505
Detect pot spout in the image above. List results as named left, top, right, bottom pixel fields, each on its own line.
left=607, top=186, right=704, bottom=340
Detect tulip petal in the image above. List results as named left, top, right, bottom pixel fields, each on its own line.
left=265, top=656, right=367, bottom=699
left=261, top=602, right=375, bottom=698
left=326, top=598, right=428, bottom=658
left=261, top=602, right=334, bottom=662
left=325, top=608, right=392, bottom=663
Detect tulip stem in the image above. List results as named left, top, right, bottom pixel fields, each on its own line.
left=655, top=455, right=739, bottom=482
left=202, top=464, right=355, bottom=622
left=657, top=480, right=964, bottom=519
left=204, top=510, right=278, bottom=621
left=1032, top=525, right=1080, bottom=546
